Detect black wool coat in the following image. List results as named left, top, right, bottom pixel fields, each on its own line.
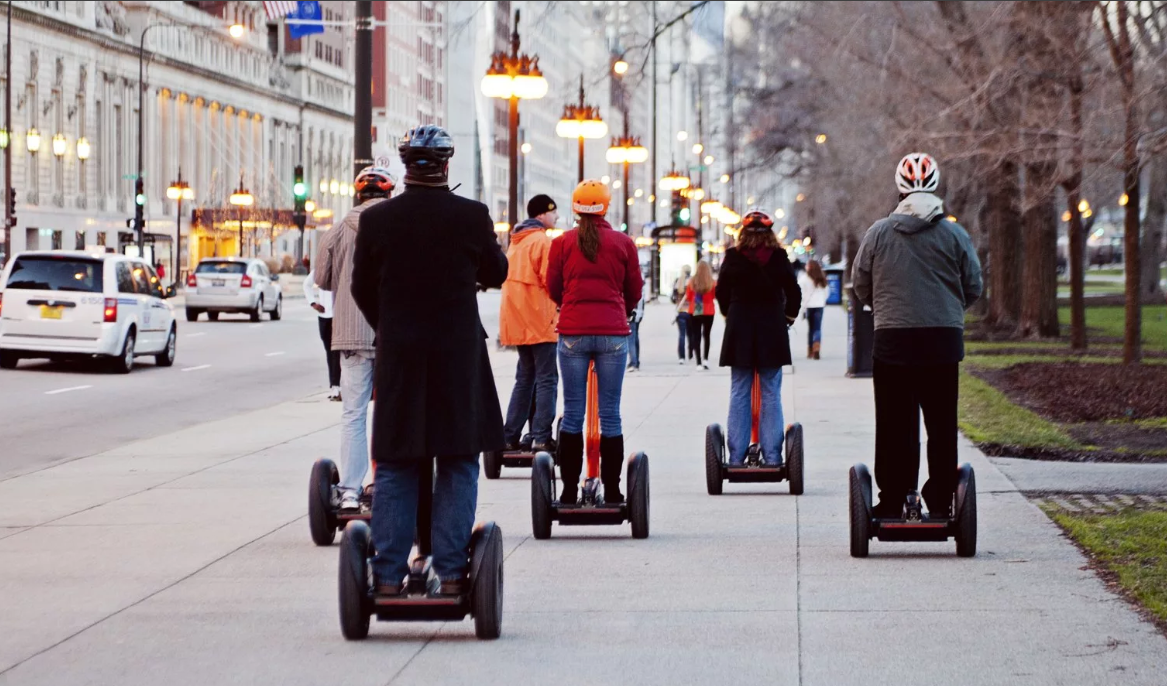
left=715, top=247, right=802, bottom=369
left=351, top=186, right=509, bottom=462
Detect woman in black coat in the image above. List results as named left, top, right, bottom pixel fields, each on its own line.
left=715, top=211, right=802, bottom=467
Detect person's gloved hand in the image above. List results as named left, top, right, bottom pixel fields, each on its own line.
left=311, top=302, right=325, bottom=314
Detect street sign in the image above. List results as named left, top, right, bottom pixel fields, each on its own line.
left=375, top=155, right=392, bottom=168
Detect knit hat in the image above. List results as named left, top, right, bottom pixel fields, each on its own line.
left=527, top=194, right=557, bottom=218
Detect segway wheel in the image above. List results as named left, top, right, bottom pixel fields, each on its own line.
left=704, top=424, right=724, bottom=496
left=309, top=459, right=339, bottom=546
left=786, top=423, right=805, bottom=496
left=531, top=452, right=555, bottom=540
left=337, top=521, right=372, bottom=640
left=628, top=452, right=650, bottom=539
left=954, top=463, right=978, bottom=558
left=483, top=450, right=502, bottom=480
left=849, top=463, right=872, bottom=558
left=470, top=522, right=504, bottom=640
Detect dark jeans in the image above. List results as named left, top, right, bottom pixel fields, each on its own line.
left=676, top=312, right=692, bottom=360
left=688, top=314, right=714, bottom=365
left=873, top=359, right=959, bottom=513
left=806, top=307, right=824, bottom=346
left=503, top=342, right=558, bottom=445
left=371, top=455, right=479, bottom=584
left=317, top=317, right=341, bottom=387
left=558, top=334, right=627, bottom=435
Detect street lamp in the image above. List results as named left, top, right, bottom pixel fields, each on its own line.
left=228, top=23, right=246, bottom=39
left=228, top=174, right=253, bottom=258
left=75, top=136, right=91, bottom=161
left=659, top=167, right=691, bottom=191
left=166, top=169, right=193, bottom=284
left=25, top=127, right=40, bottom=153
left=51, top=133, right=66, bottom=157
left=481, top=9, right=547, bottom=228
left=613, top=58, right=629, bottom=75
left=606, top=120, right=648, bottom=233
left=0, top=129, right=7, bottom=149
left=556, top=75, right=607, bottom=183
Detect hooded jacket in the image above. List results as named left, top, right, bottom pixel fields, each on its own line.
left=499, top=219, right=558, bottom=346
left=852, top=201, right=983, bottom=364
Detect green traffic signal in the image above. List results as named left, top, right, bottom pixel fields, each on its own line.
left=293, top=181, right=307, bottom=198
left=679, top=207, right=691, bottom=222
left=135, top=193, right=146, bottom=206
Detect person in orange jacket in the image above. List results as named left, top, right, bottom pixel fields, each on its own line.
left=498, top=194, right=560, bottom=452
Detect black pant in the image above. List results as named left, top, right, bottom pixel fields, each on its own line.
left=318, top=317, right=341, bottom=387
left=872, top=359, right=958, bottom=513
left=688, top=314, right=714, bottom=365
left=503, top=342, right=559, bottom=445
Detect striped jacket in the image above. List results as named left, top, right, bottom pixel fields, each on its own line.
left=314, top=198, right=386, bottom=351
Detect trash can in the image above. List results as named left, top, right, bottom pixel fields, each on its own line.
left=824, top=268, right=845, bottom=305
left=847, top=287, right=874, bottom=378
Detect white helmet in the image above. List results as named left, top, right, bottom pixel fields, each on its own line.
left=895, top=152, right=940, bottom=194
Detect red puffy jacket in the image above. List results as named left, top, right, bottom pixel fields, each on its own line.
left=547, top=218, right=644, bottom=336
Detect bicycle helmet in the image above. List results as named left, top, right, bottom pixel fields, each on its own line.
left=895, top=152, right=940, bottom=194
left=572, top=179, right=611, bottom=216
left=354, top=166, right=397, bottom=198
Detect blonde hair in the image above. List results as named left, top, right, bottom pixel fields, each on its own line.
left=689, top=260, right=714, bottom=294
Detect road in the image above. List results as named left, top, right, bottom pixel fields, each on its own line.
left=0, top=300, right=328, bottom=480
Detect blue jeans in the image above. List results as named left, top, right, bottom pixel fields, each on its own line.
left=627, top=319, right=641, bottom=368
left=558, top=335, right=627, bottom=435
left=676, top=312, right=692, bottom=360
left=371, top=455, right=479, bottom=584
left=339, top=351, right=375, bottom=492
left=727, top=367, right=784, bottom=465
left=806, top=307, right=824, bottom=345
left=503, top=342, right=558, bottom=444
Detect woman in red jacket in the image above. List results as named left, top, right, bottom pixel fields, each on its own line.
left=685, top=260, right=717, bottom=369
left=547, top=180, right=644, bottom=505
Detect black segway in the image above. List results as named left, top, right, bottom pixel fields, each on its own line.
left=848, top=462, right=977, bottom=557
left=530, top=362, right=649, bottom=539
left=308, top=458, right=376, bottom=546
left=705, top=370, right=804, bottom=495
left=338, top=458, right=504, bottom=640
left=482, top=416, right=560, bottom=479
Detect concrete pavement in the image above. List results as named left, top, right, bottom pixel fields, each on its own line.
left=0, top=296, right=1164, bottom=685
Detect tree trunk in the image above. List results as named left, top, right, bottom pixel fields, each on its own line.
left=1142, top=151, right=1166, bottom=302
left=986, top=160, right=1022, bottom=328
left=1117, top=3, right=1142, bottom=364
left=1019, top=161, right=1060, bottom=338
left=1066, top=71, right=1088, bottom=350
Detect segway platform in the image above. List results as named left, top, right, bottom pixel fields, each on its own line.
left=483, top=420, right=561, bottom=479
left=529, top=362, right=649, bottom=539
left=704, top=371, right=804, bottom=495
left=308, top=458, right=372, bottom=546
left=848, top=462, right=978, bottom=557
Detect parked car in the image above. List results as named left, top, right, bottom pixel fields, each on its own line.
left=0, top=250, right=177, bottom=373
left=184, top=258, right=283, bottom=322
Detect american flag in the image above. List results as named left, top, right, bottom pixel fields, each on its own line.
left=263, top=1, right=298, bottom=21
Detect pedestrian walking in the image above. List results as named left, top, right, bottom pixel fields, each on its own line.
left=499, top=194, right=560, bottom=453
left=852, top=152, right=983, bottom=519
left=715, top=210, right=802, bottom=466
left=627, top=272, right=647, bottom=371
left=351, top=125, right=508, bottom=596
left=314, top=165, right=396, bottom=512
left=799, top=259, right=830, bottom=359
left=685, top=260, right=717, bottom=370
left=547, top=179, right=644, bottom=505
left=673, top=264, right=692, bottom=364
left=303, top=269, right=341, bottom=400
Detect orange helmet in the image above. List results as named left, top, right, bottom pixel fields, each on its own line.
left=572, top=179, right=611, bottom=216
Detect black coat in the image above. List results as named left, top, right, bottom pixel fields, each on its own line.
left=351, top=186, right=508, bottom=463
left=716, top=247, right=802, bottom=369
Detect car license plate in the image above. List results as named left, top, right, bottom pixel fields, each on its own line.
left=40, top=305, right=63, bottom=320
left=211, top=279, right=225, bottom=287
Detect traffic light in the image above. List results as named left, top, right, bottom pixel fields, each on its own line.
left=670, top=190, right=689, bottom=227
left=7, top=188, right=15, bottom=224
left=293, top=164, right=307, bottom=210
left=134, top=177, right=146, bottom=208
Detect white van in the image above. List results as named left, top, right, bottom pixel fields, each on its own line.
left=0, top=251, right=177, bottom=373
left=184, top=258, right=283, bottom=322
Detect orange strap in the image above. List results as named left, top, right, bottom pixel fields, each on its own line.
left=585, top=360, right=600, bottom=479
left=750, top=369, right=761, bottom=444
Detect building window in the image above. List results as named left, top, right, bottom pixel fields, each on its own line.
left=315, top=41, right=322, bottom=58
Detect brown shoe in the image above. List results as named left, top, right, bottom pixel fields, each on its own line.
left=807, top=344, right=814, bottom=359
left=374, top=581, right=404, bottom=597
left=438, top=578, right=467, bottom=596
left=812, top=342, right=821, bottom=360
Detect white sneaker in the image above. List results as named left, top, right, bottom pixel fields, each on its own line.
left=702, top=363, right=709, bottom=370
left=328, top=386, right=342, bottom=401
left=339, top=489, right=360, bottom=511
left=678, top=359, right=685, bottom=365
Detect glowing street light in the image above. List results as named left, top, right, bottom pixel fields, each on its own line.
left=557, top=75, right=607, bottom=182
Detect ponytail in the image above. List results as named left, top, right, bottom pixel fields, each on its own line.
left=577, top=214, right=601, bottom=262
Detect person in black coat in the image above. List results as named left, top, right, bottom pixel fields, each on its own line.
left=715, top=210, right=802, bottom=466
left=351, top=125, right=508, bottom=596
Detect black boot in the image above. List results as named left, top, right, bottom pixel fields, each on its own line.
left=557, top=431, right=583, bottom=505
left=600, top=435, right=626, bottom=504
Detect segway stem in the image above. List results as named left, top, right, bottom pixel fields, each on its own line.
left=750, top=369, right=761, bottom=444
left=416, top=457, right=434, bottom=557
left=585, top=361, right=600, bottom=479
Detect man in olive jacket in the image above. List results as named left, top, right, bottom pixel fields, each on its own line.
left=351, top=125, right=508, bottom=595
left=852, top=152, right=983, bottom=520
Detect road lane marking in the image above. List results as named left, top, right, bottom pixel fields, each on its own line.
left=265, top=351, right=285, bottom=357
left=45, top=385, right=92, bottom=395
left=249, top=324, right=262, bottom=329
left=181, top=364, right=212, bottom=372
left=185, top=332, right=206, bottom=338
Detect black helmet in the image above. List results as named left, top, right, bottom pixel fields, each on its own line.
left=398, top=125, right=454, bottom=166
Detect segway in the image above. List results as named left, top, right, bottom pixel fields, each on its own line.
left=848, top=462, right=977, bottom=557
left=705, top=370, right=804, bottom=495
left=482, top=412, right=560, bottom=479
left=338, top=458, right=504, bottom=640
left=308, top=458, right=375, bottom=546
left=530, top=361, right=649, bottom=539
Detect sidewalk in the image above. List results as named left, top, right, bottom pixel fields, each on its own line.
left=0, top=301, right=1164, bottom=685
